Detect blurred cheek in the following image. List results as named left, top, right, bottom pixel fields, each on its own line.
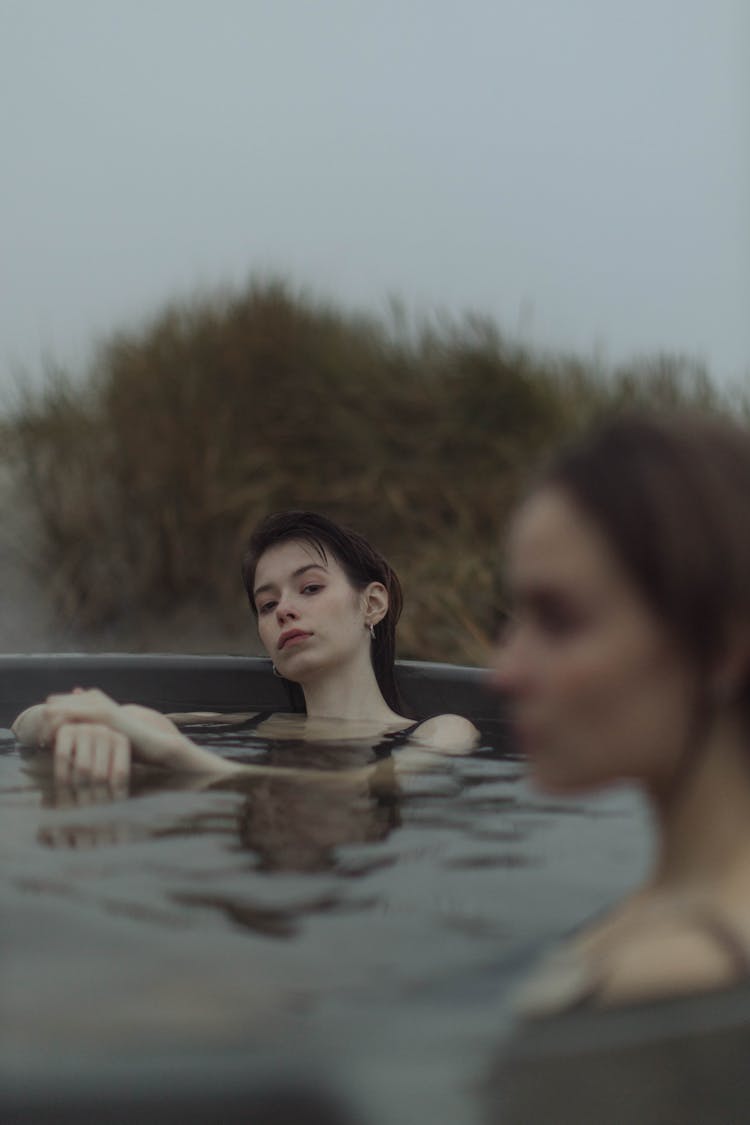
left=488, top=628, right=533, bottom=694
left=549, top=648, right=603, bottom=697
left=491, top=639, right=593, bottom=700
left=488, top=645, right=510, bottom=692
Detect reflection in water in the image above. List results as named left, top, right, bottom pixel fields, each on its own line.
left=237, top=761, right=400, bottom=873
left=173, top=889, right=381, bottom=939
left=29, top=743, right=404, bottom=874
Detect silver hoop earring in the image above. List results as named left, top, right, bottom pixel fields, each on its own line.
left=369, top=623, right=376, bottom=640
left=272, top=664, right=283, bottom=678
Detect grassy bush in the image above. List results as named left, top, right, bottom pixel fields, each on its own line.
left=2, top=279, right=734, bottom=663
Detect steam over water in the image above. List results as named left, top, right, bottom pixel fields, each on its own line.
left=0, top=477, right=62, bottom=650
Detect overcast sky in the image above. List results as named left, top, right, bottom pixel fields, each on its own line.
left=2, top=0, right=748, bottom=390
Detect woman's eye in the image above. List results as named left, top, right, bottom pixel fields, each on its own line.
left=495, top=615, right=519, bottom=645
left=536, top=602, right=582, bottom=637
left=258, top=601, right=277, bottom=615
left=302, top=584, right=323, bottom=596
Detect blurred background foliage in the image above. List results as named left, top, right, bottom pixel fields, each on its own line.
left=2, top=279, right=741, bottom=664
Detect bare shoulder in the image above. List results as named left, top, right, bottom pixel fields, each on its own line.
left=410, top=713, right=481, bottom=754
left=597, top=921, right=749, bottom=1007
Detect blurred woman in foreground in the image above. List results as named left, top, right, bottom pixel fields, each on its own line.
left=494, top=410, right=750, bottom=1011
left=13, top=512, right=478, bottom=783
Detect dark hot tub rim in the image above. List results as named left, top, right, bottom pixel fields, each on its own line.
left=0, top=653, right=503, bottom=729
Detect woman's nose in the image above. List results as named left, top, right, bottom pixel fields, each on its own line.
left=488, top=627, right=525, bottom=695
left=275, top=598, right=298, bottom=624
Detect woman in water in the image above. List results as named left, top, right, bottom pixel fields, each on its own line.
left=493, top=410, right=750, bottom=1011
left=13, top=511, right=478, bottom=784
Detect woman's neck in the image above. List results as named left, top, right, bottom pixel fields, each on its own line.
left=647, top=714, right=750, bottom=896
left=300, top=655, right=402, bottom=724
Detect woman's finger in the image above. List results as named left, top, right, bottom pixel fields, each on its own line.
left=67, top=724, right=131, bottom=788
left=47, top=688, right=112, bottom=708
left=53, top=724, right=76, bottom=785
left=91, top=727, right=131, bottom=787
left=51, top=722, right=128, bottom=790
left=71, top=725, right=94, bottom=783
left=109, top=733, right=131, bottom=788
left=90, top=729, right=112, bottom=783
left=46, top=705, right=110, bottom=740
left=44, top=690, right=117, bottom=728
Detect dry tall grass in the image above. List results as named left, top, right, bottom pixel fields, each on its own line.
left=2, top=279, right=733, bottom=663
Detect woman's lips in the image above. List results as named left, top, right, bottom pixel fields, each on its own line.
left=278, top=630, right=312, bottom=650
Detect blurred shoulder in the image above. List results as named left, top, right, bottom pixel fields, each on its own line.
left=596, top=919, right=750, bottom=1006
left=410, top=713, right=480, bottom=753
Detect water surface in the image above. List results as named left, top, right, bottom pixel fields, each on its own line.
left=0, top=723, right=649, bottom=1123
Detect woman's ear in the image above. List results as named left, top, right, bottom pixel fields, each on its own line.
left=363, top=582, right=389, bottom=626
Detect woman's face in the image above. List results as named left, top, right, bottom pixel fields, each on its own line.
left=491, top=487, right=699, bottom=795
left=252, top=539, right=376, bottom=683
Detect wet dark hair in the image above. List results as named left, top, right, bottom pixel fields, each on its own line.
left=539, top=410, right=750, bottom=710
left=241, top=511, right=406, bottom=714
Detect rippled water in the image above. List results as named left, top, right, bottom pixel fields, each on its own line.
left=0, top=722, right=649, bottom=1124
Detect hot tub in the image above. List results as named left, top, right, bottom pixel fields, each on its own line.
left=0, top=653, right=656, bottom=1124
left=0, top=653, right=501, bottom=730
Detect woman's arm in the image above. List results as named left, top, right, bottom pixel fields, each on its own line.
left=13, top=690, right=370, bottom=783
left=14, top=690, right=240, bottom=776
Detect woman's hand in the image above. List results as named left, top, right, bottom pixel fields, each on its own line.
left=29, top=690, right=190, bottom=772
left=13, top=690, right=187, bottom=773
left=15, top=691, right=283, bottom=778
left=40, top=688, right=121, bottom=745
left=53, top=721, right=131, bottom=789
